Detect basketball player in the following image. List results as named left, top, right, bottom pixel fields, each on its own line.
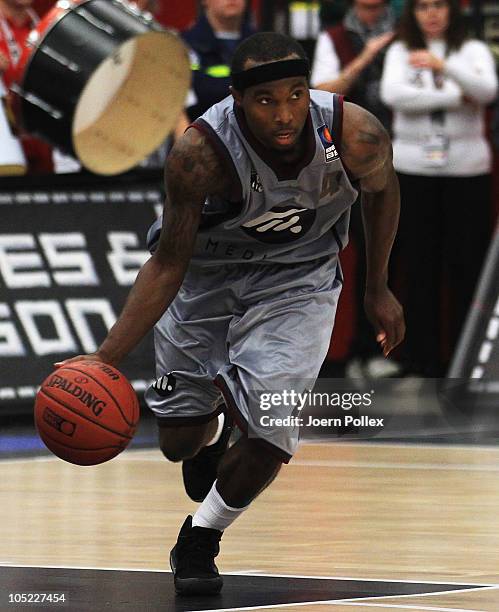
left=56, top=32, right=405, bottom=595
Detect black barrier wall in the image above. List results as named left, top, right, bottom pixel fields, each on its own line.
left=0, top=171, right=162, bottom=412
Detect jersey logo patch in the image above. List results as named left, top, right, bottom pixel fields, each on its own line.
left=241, top=206, right=316, bottom=244
left=317, top=125, right=339, bottom=163
left=152, top=373, right=176, bottom=398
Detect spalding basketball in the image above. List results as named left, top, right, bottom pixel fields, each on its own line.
left=34, top=361, right=140, bottom=466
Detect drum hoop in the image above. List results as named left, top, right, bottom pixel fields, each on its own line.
left=15, top=6, right=69, bottom=91
left=16, top=0, right=161, bottom=91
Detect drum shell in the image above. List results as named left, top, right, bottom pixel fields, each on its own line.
left=16, top=0, right=165, bottom=157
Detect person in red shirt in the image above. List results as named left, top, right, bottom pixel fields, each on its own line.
left=0, top=0, right=53, bottom=173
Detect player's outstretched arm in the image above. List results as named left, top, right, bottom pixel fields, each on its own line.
left=342, top=102, right=405, bottom=356
left=55, top=128, right=230, bottom=368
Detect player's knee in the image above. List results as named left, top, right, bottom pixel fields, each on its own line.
left=159, top=436, right=194, bottom=463
left=158, top=427, right=204, bottom=462
left=160, top=443, right=185, bottom=463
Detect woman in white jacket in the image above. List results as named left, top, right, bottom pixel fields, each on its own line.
left=380, top=0, right=497, bottom=376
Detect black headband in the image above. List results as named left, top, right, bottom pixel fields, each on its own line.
left=231, top=58, right=310, bottom=91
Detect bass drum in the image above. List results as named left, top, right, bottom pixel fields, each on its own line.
left=12, top=0, right=190, bottom=175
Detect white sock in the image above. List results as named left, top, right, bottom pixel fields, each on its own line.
left=206, top=413, right=225, bottom=446
left=192, top=481, right=249, bottom=531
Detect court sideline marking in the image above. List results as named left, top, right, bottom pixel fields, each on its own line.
left=200, top=604, right=486, bottom=612
left=197, top=584, right=499, bottom=612
left=0, top=565, right=496, bottom=588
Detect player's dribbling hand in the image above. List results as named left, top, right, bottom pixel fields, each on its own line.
left=364, top=286, right=405, bottom=357
left=54, top=353, right=106, bottom=369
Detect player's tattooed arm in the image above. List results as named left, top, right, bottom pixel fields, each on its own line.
left=341, top=101, right=392, bottom=189
left=157, top=127, right=231, bottom=268
left=61, top=130, right=230, bottom=367
left=342, top=102, right=405, bottom=356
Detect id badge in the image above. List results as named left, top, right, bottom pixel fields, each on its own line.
left=423, top=134, right=449, bottom=167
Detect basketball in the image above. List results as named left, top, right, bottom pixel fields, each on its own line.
left=34, top=361, right=140, bottom=466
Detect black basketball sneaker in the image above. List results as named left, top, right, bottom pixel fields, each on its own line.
left=182, top=409, right=233, bottom=502
left=170, top=515, right=223, bottom=595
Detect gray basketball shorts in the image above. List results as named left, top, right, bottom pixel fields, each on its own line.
left=144, top=256, right=343, bottom=462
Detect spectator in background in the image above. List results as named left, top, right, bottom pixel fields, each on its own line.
left=381, top=0, right=498, bottom=376
left=311, top=0, right=397, bottom=380
left=175, top=0, right=256, bottom=137
left=311, top=0, right=395, bottom=130
left=0, top=0, right=53, bottom=173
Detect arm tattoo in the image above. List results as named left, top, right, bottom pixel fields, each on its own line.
left=166, top=129, right=228, bottom=204
left=342, top=102, right=391, bottom=183
left=357, top=150, right=379, bottom=166
left=157, top=129, right=230, bottom=266
left=358, top=129, right=381, bottom=146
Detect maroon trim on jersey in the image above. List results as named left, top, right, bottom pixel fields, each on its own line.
left=332, top=94, right=356, bottom=183
left=188, top=119, right=243, bottom=202
left=214, top=374, right=292, bottom=464
left=332, top=94, right=344, bottom=155
left=234, top=104, right=316, bottom=182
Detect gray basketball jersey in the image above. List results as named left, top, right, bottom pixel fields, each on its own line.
left=148, top=90, right=358, bottom=265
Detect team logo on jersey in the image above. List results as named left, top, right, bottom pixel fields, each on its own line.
left=317, top=125, right=339, bottom=163
left=241, top=205, right=316, bottom=244
left=152, top=373, right=176, bottom=398
left=251, top=169, right=263, bottom=193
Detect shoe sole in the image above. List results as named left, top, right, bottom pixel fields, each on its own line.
left=170, top=550, right=223, bottom=595
left=174, top=575, right=223, bottom=595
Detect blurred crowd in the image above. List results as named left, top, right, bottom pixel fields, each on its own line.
left=1, top=0, right=498, bottom=378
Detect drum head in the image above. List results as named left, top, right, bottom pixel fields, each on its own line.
left=73, top=30, right=190, bottom=175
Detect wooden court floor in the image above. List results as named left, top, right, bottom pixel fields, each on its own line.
left=1, top=441, right=499, bottom=611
